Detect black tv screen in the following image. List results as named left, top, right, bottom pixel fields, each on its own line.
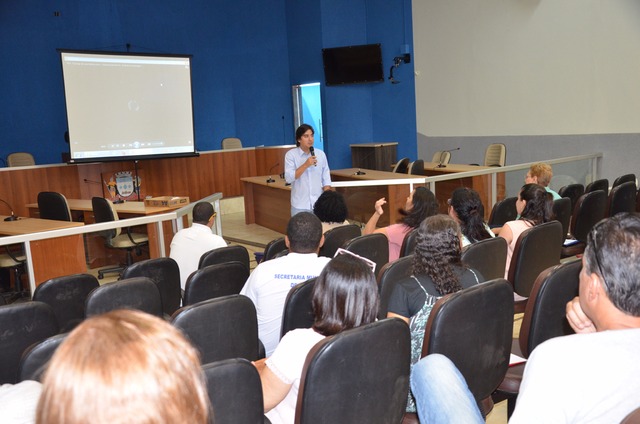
left=59, top=50, right=197, bottom=163
left=322, top=44, right=384, bottom=86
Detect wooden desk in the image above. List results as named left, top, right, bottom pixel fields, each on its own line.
left=0, top=216, right=86, bottom=286
left=241, top=176, right=291, bottom=234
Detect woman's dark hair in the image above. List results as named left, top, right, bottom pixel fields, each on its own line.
left=399, top=187, right=439, bottom=228
left=295, top=124, right=314, bottom=147
left=519, top=183, right=554, bottom=226
left=312, top=254, right=379, bottom=337
left=313, top=190, right=348, bottom=224
left=450, top=187, right=490, bottom=243
left=412, top=215, right=464, bottom=295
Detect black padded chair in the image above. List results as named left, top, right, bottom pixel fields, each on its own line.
left=184, top=261, right=249, bottom=306
left=342, top=233, right=389, bottom=278
left=561, top=190, right=607, bottom=258
left=202, top=358, right=267, bottom=424
left=607, top=181, right=636, bottom=217
left=0, top=301, right=59, bottom=384
left=33, top=273, right=99, bottom=332
left=262, top=237, right=288, bottom=263
left=461, top=237, right=507, bottom=281
left=18, top=333, right=68, bottom=382
left=280, top=278, right=316, bottom=339
left=399, top=227, right=419, bottom=257
left=494, top=259, right=580, bottom=416
left=552, top=197, right=572, bottom=238
left=85, top=277, right=163, bottom=318
left=418, top=279, right=514, bottom=418
left=198, top=244, right=249, bottom=270
left=558, top=183, right=585, bottom=213
left=487, top=197, right=517, bottom=228
left=377, top=255, right=413, bottom=320
left=318, top=224, right=361, bottom=258
left=392, top=157, right=410, bottom=174
left=120, top=257, right=182, bottom=317
left=585, top=178, right=609, bottom=195
left=171, top=294, right=261, bottom=364
left=612, top=173, right=636, bottom=189
left=407, top=159, right=425, bottom=176
left=508, top=221, right=563, bottom=313
left=295, top=319, right=410, bottom=424
left=37, top=191, right=72, bottom=221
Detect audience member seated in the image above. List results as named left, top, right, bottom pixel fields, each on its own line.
left=170, top=201, right=227, bottom=290
left=241, top=212, right=330, bottom=356
left=313, top=190, right=350, bottom=233
left=525, top=163, right=561, bottom=200
left=36, top=310, right=210, bottom=423
left=255, top=253, right=379, bottom=424
left=363, top=187, right=439, bottom=262
left=448, top=187, right=494, bottom=247
left=0, top=380, right=42, bottom=424
left=411, top=213, right=640, bottom=423
left=498, top=183, right=554, bottom=278
left=386, top=214, right=484, bottom=412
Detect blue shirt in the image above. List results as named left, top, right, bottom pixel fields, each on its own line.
left=284, top=147, right=332, bottom=210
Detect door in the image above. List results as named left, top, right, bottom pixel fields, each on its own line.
left=292, top=83, right=324, bottom=152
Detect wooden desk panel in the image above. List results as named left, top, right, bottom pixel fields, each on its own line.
left=350, top=143, right=398, bottom=171
left=241, top=177, right=291, bottom=234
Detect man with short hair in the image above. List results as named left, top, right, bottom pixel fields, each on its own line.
left=525, top=162, right=562, bottom=200
left=170, top=202, right=227, bottom=290
left=411, top=213, right=640, bottom=423
left=240, top=212, right=330, bottom=356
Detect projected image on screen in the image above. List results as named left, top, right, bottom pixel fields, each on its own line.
left=60, top=51, right=197, bottom=162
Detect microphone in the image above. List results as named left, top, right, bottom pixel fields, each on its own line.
left=436, top=147, right=460, bottom=168
left=83, top=178, right=101, bottom=184
left=353, top=148, right=380, bottom=175
left=309, top=146, right=317, bottom=166
left=0, top=199, right=18, bottom=221
left=266, top=162, right=279, bottom=183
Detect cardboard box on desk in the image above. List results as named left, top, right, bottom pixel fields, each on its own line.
left=144, top=196, right=190, bottom=207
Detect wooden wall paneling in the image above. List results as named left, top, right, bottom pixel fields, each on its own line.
left=254, top=145, right=294, bottom=176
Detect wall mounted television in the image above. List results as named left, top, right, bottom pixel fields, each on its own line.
left=59, top=50, right=198, bottom=163
left=322, top=43, right=384, bottom=86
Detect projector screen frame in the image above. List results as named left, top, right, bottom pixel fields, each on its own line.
left=58, top=49, right=199, bottom=164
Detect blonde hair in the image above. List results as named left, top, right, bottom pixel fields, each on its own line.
left=36, top=310, right=210, bottom=424
left=529, top=163, right=553, bottom=187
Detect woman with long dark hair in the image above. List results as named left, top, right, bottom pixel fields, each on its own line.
left=448, top=187, right=494, bottom=246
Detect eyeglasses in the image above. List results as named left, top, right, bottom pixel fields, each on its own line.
left=334, top=248, right=376, bottom=272
left=588, top=222, right=609, bottom=290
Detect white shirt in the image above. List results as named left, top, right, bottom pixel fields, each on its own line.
left=240, top=252, right=331, bottom=356
left=284, top=147, right=332, bottom=211
left=169, top=223, right=227, bottom=290
left=0, top=380, right=42, bottom=424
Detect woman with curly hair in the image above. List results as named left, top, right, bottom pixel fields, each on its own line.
left=498, top=183, right=554, bottom=278
left=313, top=190, right=350, bottom=233
left=386, top=214, right=483, bottom=412
left=363, top=186, right=439, bottom=262
left=448, top=187, right=494, bottom=246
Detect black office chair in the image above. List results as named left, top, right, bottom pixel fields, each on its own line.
left=487, top=197, right=517, bottom=228
left=377, top=255, right=413, bottom=320
left=607, top=181, right=636, bottom=217
left=342, top=233, right=389, bottom=278
left=461, top=237, right=507, bottom=281
left=552, top=197, right=572, bottom=238
left=399, top=227, right=419, bottom=257
left=120, top=257, right=182, bottom=317
left=318, top=224, right=361, bottom=258
left=558, top=183, right=585, bottom=213
left=18, top=333, right=68, bottom=382
left=392, top=157, right=410, bottom=174
left=585, top=178, right=609, bottom=195
left=562, top=190, right=607, bottom=258
left=612, top=173, right=636, bottom=189
left=184, top=261, right=249, bottom=306
left=85, top=277, right=163, bottom=318
left=37, top=191, right=72, bottom=221
left=198, top=244, right=249, bottom=270
left=280, top=278, right=316, bottom=339
left=261, top=237, right=288, bottom=263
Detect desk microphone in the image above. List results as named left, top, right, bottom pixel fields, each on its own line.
left=266, top=162, right=279, bottom=183
left=309, top=146, right=317, bottom=166
left=353, top=147, right=380, bottom=175
left=436, top=147, right=460, bottom=168
left=0, top=199, right=18, bottom=221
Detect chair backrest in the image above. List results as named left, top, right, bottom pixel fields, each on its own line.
left=0, top=302, right=59, bottom=384
left=33, top=273, right=100, bottom=332
left=171, top=294, right=260, bottom=364
left=612, top=173, right=636, bottom=189
left=558, top=183, right=585, bottom=213
left=198, top=244, right=250, bottom=270
left=318, top=224, right=361, bottom=258
left=407, top=159, right=425, bottom=175
left=571, top=190, right=608, bottom=242
left=585, top=178, right=609, bottom=195
left=487, top=197, right=517, bottom=228
left=461, top=237, right=507, bottom=281
left=342, top=233, right=389, bottom=277
left=263, top=237, right=288, bottom=262
left=7, top=152, right=35, bottom=167
left=37, top=191, right=72, bottom=221
left=508, top=221, right=563, bottom=298
left=608, top=181, right=637, bottom=217
left=484, top=143, right=506, bottom=167
left=18, top=333, right=68, bottom=382
left=184, top=261, right=249, bottom=306
left=422, top=279, right=513, bottom=406
left=85, top=277, right=163, bottom=318
left=392, top=157, right=410, bottom=173
left=280, top=278, right=316, bottom=339
left=91, top=196, right=120, bottom=240
left=377, top=255, right=413, bottom=319
left=431, top=151, right=451, bottom=165
left=399, top=227, right=419, bottom=257
left=552, top=197, right=572, bottom=237
left=202, top=358, right=265, bottom=424
left=221, top=137, right=243, bottom=150
left=519, top=259, right=580, bottom=357
left=121, top=257, right=182, bottom=316
left=295, top=319, right=410, bottom=424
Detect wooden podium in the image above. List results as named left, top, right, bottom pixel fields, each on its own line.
left=351, top=143, right=398, bottom=171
